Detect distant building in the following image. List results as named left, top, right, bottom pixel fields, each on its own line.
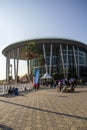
left=2, top=38, right=87, bottom=82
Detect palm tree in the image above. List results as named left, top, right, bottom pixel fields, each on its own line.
left=25, top=42, right=46, bottom=81
left=25, top=41, right=38, bottom=59
left=24, top=41, right=38, bottom=82
left=39, top=54, right=46, bottom=66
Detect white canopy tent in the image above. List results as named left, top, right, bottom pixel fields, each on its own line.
left=40, top=72, right=53, bottom=79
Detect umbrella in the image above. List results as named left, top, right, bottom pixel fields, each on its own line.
left=40, top=72, right=53, bottom=79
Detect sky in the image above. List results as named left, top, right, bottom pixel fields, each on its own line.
left=0, top=0, right=87, bottom=80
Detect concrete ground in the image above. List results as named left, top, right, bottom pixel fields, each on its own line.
left=0, top=86, right=87, bottom=130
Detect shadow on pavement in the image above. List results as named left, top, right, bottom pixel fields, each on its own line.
left=0, top=124, right=14, bottom=130
left=0, top=99, right=87, bottom=121
left=0, top=89, right=36, bottom=98
left=0, top=93, right=25, bottom=98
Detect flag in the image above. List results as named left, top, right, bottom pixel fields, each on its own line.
left=35, top=69, right=40, bottom=84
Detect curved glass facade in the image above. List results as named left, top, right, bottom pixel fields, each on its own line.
left=33, top=44, right=87, bottom=79
left=2, top=38, right=87, bottom=82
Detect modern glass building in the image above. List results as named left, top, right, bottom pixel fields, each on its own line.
left=2, top=38, right=87, bottom=82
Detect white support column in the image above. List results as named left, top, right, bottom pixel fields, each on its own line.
left=14, top=48, right=19, bottom=82
left=27, top=59, right=29, bottom=77
left=43, top=44, right=48, bottom=73
left=6, top=57, right=8, bottom=82
left=29, top=60, right=31, bottom=74
left=77, top=47, right=79, bottom=78
left=73, top=46, right=77, bottom=75
left=7, top=57, right=10, bottom=82
left=13, top=49, right=16, bottom=81
left=49, top=44, right=52, bottom=75
left=16, top=48, right=19, bottom=81
left=60, top=44, right=65, bottom=78
left=6, top=52, right=10, bottom=83
left=30, top=60, right=32, bottom=75
left=27, top=60, right=32, bottom=75
left=66, top=45, right=68, bottom=78
left=31, top=59, right=33, bottom=75
left=6, top=56, right=9, bottom=83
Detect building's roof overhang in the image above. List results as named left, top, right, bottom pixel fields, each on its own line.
left=2, top=38, right=87, bottom=60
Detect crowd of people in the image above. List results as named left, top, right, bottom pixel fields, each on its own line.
left=7, top=78, right=78, bottom=95
left=57, top=79, right=77, bottom=92
left=8, top=86, right=19, bottom=95
left=41, top=78, right=78, bottom=92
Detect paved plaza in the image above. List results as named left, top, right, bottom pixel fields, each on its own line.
left=0, top=86, right=87, bottom=130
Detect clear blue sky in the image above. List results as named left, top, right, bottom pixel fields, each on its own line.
left=0, top=0, right=87, bottom=80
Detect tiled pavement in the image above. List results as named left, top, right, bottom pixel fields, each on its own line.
left=0, top=87, right=87, bottom=130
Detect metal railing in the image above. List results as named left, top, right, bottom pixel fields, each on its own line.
left=0, top=83, right=33, bottom=95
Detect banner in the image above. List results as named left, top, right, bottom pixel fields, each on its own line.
left=35, top=69, right=40, bottom=84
